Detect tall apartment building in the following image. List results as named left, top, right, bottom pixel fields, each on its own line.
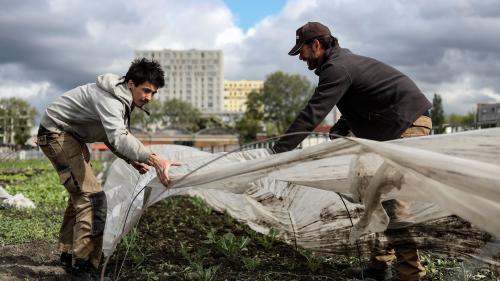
left=0, top=102, right=35, bottom=145
left=135, top=49, right=224, bottom=114
left=223, top=80, right=264, bottom=113
left=476, top=102, right=500, bottom=128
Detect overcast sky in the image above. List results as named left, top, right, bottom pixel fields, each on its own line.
left=1, top=0, right=499, bottom=117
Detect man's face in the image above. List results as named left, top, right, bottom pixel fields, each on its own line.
left=128, top=81, right=158, bottom=108
left=299, top=40, right=324, bottom=70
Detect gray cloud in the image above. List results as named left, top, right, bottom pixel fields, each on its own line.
left=0, top=0, right=237, bottom=117
left=0, top=0, right=135, bottom=89
left=231, top=0, right=500, bottom=114
left=1, top=0, right=499, bottom=116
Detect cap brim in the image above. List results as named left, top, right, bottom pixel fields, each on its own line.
left=288, top=41, right=304, bottom=56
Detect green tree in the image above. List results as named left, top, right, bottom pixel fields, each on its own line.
left=431, top=93, right=445, bottom=133
left=446, top=111, right=475, bottom=126
left=234, top=71, right=313, bottom=143
left=261, top=71, right=313, bottom=133
left=197, top=115, right=226, bottom=131
left=235, top=90, right=264, bottom=143
left=0, top=97, right=37, bottom=145
left=161, top=98, right=202, bottom=132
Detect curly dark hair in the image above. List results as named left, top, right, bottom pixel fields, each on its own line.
left=117, top=58, right=165, bottom=88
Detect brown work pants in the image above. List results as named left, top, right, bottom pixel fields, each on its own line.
left=370, top=115, right=432, bottom=280
left=37, top=132, right=106, bottom=269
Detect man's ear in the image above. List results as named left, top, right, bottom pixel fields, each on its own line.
left=127, top=80, right=135, bottom=90
left=312, top=39, right=321, bottom=52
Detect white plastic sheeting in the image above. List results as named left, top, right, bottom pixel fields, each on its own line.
left=102, top=128, right=500, bottom=258
left=0, top=186, right=35, bottom=209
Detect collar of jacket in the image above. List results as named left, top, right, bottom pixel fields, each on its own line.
left=96, top=73, right=134, bottom=113
left=314, top=46, right=341, bottom=76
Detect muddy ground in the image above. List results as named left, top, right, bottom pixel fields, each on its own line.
left=1, top=195, right=499, bottom=280
left=0, top=196, right=357, bottom=281
left=0, top=241, right=68, bottom=281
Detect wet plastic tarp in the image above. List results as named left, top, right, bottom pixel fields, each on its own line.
left=102, top=128, right=500, bottom=259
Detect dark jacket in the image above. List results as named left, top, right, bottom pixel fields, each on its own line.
left=272, top=47, right=432, bottom=153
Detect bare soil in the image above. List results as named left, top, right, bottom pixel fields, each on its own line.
left=106, top=196, right=354, bottom=281
left=0, top=241, right=68, bottom=281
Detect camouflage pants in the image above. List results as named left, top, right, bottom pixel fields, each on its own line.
left=37, top=131, right=106, bottom=269
left=370, top=115, right=432, bottom=280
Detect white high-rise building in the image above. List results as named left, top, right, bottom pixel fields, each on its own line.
left=135, top=49, right=224, bottom=114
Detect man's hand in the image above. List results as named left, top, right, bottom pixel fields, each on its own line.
left=329, top=117, right=350, bottom=140
left=146, top=154, right=182, bottom=187
left=131, top=161, right=150, bottom=174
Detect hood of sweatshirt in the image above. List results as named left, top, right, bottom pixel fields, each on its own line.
left=96, top=73, right=133, bottom=111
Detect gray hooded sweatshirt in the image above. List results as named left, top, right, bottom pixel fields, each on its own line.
left=40, top=73, right=150, bottom=163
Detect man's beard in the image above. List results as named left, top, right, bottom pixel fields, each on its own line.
left=306, top=54, right=321, bottom=70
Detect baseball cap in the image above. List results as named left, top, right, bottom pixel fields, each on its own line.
left=288, top=22, right=331, bottom=56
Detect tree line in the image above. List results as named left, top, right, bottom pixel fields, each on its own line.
left=431, top=94, right=475, bottom=133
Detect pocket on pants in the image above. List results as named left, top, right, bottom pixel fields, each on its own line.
left=58, top=169, right=80, bottom=194
left=89, top=191, right=107, bottom=237
left=39, top=142, right=56, bottom=158
left=67, top=152, right=100, bottom=193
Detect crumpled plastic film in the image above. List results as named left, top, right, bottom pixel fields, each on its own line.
left=102, top=128, right=500, bottom=259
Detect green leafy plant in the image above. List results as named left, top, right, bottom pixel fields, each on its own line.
left=264, top=275, right=274, bottom=281
left=184, top=262, right=219, bottom=281
left=162, top=197, right=179, bottom=209
left=0, top=174, right=28, bottom=183
left=300, top=250, right=324, bottom=272
left=190, top=196, right=213, bottom=216
left=207, top=231, right=250, bottom=259
left=0, top=159, right=52, bottom=172
left=418, top=252, right=498, bottom=281
left=255, top=228, right=279, bottom=250
left=137, top=266, right=160, bottom=281
left=122, top=227, right=148, bottom=266
left=180, top=241, right=191, bottom=261
left=223, top=210, right=235, bottom=226
left=242, top=256, right=260, bottom=271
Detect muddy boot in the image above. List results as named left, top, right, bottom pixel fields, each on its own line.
left=71, top=259, right=112, bottom=281
left=347, top=248, right=394, bottom=281
left=345, top=266, right=393, bottom=281
left=71, top=259, right=99, bottom=281
left=394, top=249, right=426, bottom=281
left=60, top=252, right=72, bottom=271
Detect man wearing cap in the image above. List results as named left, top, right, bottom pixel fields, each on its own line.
left=271, top=22, right=432, bottom=281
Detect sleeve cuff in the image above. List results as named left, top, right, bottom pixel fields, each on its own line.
left=138, top=151, right=151, bottom=163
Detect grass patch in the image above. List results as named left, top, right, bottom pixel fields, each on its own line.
left=0, top=159, right=104, bottom=246
left=0, top=159, right=53, bottom=173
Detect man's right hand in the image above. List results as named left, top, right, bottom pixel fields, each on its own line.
left=130, top=160, right=150, bottom=174
left=146, top=154, right=182, bottom=187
